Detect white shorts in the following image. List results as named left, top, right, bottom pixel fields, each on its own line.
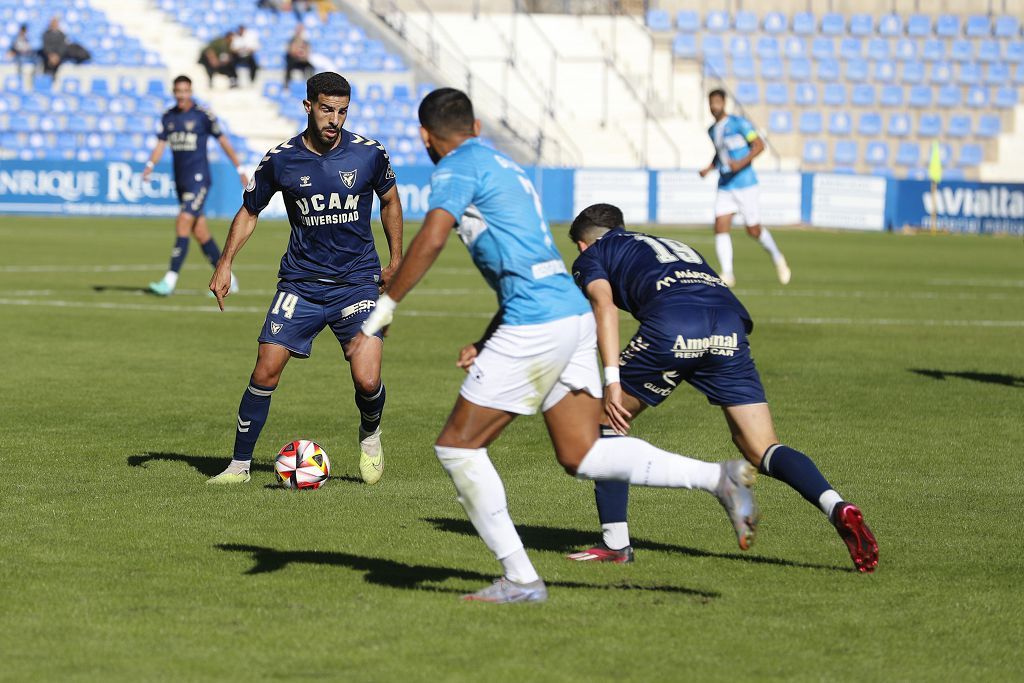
left=715, top=184, right=761, bottom=226
left=460, top=312, right=602, bottom=415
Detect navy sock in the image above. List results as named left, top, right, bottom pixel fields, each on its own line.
left=168, top=236, right=189, bottom=273
left=200, top=238, right=222, bottom=267
left=593, top=425, right=630, bottom=526
left=759, top=444, right=833, bottom=509
left=232, top=379, right=276, bottom=462
left=354, top=383, right=386, bottom=433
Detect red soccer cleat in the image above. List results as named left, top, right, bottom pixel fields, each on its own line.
left=832, top=503, right=878, bottom=573
left=566, top=543, right=635, bottom=564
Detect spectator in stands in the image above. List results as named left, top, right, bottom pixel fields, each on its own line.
left=284, top=25, right=313, bottom=86
left=40, top=16, right=67, bottom=77
left=292, top=0, right=313, bottom=20
left=257, top=0, right=286, bottom=12
left=232, top=25, right=260, bottom=85
left=6, top=24, right=34, bottom=79
left=199, top=31, right=239, bottom=89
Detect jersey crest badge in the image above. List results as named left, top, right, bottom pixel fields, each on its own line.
left=385, top=163, right=395, bottom=181
left=340, top=170, right=357, bottom=189
left=185, top=120, right=195, bottom=132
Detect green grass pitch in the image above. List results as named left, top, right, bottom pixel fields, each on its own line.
left=1, top=216, right=1022, bottom=681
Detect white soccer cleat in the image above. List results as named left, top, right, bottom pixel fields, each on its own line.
left=721, top=271, right=737, bottom=288
left=774, top=257, right=791, bottom=285
left=358, top=427, right=384, bottom=484
left=206, top=469, right=251, bottom=485
left=462, top=577, right=548, bottom=604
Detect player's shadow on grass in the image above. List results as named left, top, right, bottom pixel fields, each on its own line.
left=217, top=543, right=718, bottom=598
left=424, top=517, right=848, bottom=573
left=92, top=285, right=153, bottom=294
left=910, top=368, right=1024, bottom=388
left=126, top=452, right=362, bottom=484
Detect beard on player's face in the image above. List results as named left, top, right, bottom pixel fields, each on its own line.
left=309, top=113, right=343, bottom=145
left=426, top=144, right=442, bottom=165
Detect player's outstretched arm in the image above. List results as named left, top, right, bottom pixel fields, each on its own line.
left=377, top=185, right=404, bottom=292
left=217, top=134, right=249, bottom=187
left=586, top=278, right=632, bottom=434
left=210, top=206, right=259, bottom=310
left=142, top=140, right=166, bottom=182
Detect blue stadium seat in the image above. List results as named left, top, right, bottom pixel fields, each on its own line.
left=795, top=83, right=817, bottom=105
left=840, top=38, right=862, bottom=61
left=765, top=82, right=788, bottom=105
left=849, top=14, right=873, bottom=37
left=865, top=141, right=889, bottom=166
left=959, top=63, right=982, bottom=84
left=930, top=61, right=952, bottom=85
left=761, top=59, right=783, bottom=80
left=873, top=61, right=896, bottom=83
left=950, top=40, right=973, bottom=62
left=985, top=63, right=1010, bottom=85
left=675, top=10, right=699, bottom=33
left=851, top=84, right=875, bottom=106
left=959, top=144, right=983, bottom=167
left=702, top=35, right=725, bottom=58
left=733, top=58, right=756, bottom=79
left=994, top=16, right=1020, bottom=38
left=392, top=83, right=411, bottom=100
left=937, top=86, right=962, bottom=108
left=89, top=78, right=109, bottom=96
left=784, top=36, right=807, bottom=59
left=921, top=39, right=944, bottom=62
left=918, top=114, right=941, bottom=137
left=902, top=62, right=925, bottom=84
left=734, top=11, right=758, bottom=33
left=730, top=36, right=752, bottom=59
left=735, top=81, right=759, bottom=105
left=888, top=112, right=911, bottom=136
left=820, top=13, right=844, bottom=36
left=763, top=12, right=787, bottom=34
left=1015, top=65, right=1024, bottom=84
left=645, top=9, right=671, bottom=31
left=880, top=85, right=904, bottom=107
left=834, top=140, right=857, bottom=165
left=811, top=37, right=834, bottom=60
left=858, top=112, right=882, bottom=136
left=799, top=111, right=822, bottom=134
left=33, top=74, right=54, bottom=93
left=907, top=15, right=931, bottom=37
left=896, top=142, right=920, bottom=166
left=703, top=55, right=727, bottom=78
left=829, top=111, right=852, bottom=135
left=909, top=86, right=932, bottom=107
left=966, top=86, right=990, bottom=107
left=878, top=15, right=902, bottom=37
left=789, top=58, right=812, bottom=81
left=818, top=60, right=840, bottom=82
left=867, top=39, right=889, bottom=62
left=995, top=87, right=1019, bottom=108
left=756, top=37, right=780, bottom=60
left=936, top=15, right=961, bottom=38
left=705, top=11, right=729, bottom=32
left=802, top=140, right=826, bottom=165
left=846, top=60, right=868, bottom=82
left=976, top=114, right=1000, bottom=137
left=672, top=35, right=697, bottom=59
left=792, top=13, right=815, bottom=36
left=768, top=110, right=792, bottom=133
left=977, top=41, right=1001, bottom=63
left=61, top=78, right=82, bottom=95
left=823, top=83, right=846, bottom=105
left=894, top=40, right=917, bottom=62
left=966, top=15, right=992, bottom=37
left=947, top=115, right=971, bottom=138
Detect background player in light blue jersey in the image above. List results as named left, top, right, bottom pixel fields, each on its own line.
left=143, top=75, right=248, bottom=297
left=350, top=88, right=758, bottom=604
left=699, top=88, right=790, bottom=289
left=207, top=72, right=403, bottom=486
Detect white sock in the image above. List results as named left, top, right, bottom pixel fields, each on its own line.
left=575, top=437, right=720, bottom=491
left=818, top=489, right=844, bottom=517
left=714, top=232, right=734, bottom=274
left=162, top=271, right=179, bottom=288
left=602, top=522, right=630, bottom=551
left=226, top=458, right=250, bottom=473
left=434, top=446, right=538, bottom=582
left=757, top=227, right=783, bottom=262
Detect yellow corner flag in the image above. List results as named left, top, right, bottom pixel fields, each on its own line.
left=928, top=141, right=943, bottom=184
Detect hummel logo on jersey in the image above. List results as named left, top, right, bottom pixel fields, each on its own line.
left=340, top=170, right=357, bottom=189
left=300, top=176, right=311, bottom=187
left=270, top=322, right=283, bottom=335
left=662, top=370, right=679, bottom=387
left=237, top=416, right=251, bottom=433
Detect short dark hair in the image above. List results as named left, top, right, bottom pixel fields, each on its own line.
left=173, top=75, right=192, bottom=87
left=418, top=88, right=475, bottom=137
left=569, top=203, right=624, bottom=243
left=306, top=72, right=351, bottom=102
left=709, top=88, right=727, bottom=100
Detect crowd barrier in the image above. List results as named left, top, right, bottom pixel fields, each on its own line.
left=2, top=159, right=1021, bottom=235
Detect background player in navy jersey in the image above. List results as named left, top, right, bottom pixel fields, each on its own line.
left=206, top=72, right=403, bottom=485
left=143, top=75, right=248, bottom=297
left=347, top=88, right=757, bottom=603
left=567, top=203, right=878, bottom=573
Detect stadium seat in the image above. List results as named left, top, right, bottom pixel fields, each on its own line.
left=793, top=13, right=815, bottom=36
left=994, top=16, right=1020, bottom=38
left=947, top=115, right=971, bottom=138
left=828, top=111, right=851, bottom=135
left=735, top=81, right=759, bottom=105
left=672, top=35, right=697, bottom=59
left=849, top=14, right=873, bottom=37
left=1016, top=65, right=1024, bottom=85
left=959, top=63, right=981, bottom=84
left=730, top=36, right=752, bottom=59
left=966, top=86, right=989, bottom=108
left=894, top=39, right=917, bottom=62
left=89, top=78, right=109, bottom=96
left=820, top=13, right=844, bottom=36
left=784, top=36, right=807, bottom=59
left=834, top=140, right=857, bottom=165
left=936, top=15, right=961, bottom=38
left=823, top=83, right=846, bottom=105
left=937, top=86, right=962, bottom=108
left=789, top=59, right=812, bottom=81
left=907, top=15, right=931, bottom=37
left=840, top=38, right=863, bottom=61
left=867, top=39, right=889, bottom=62
left=763, top=12, right=787, bottom=34
left=873, top=61, right=896, bottom=83
left=802, top=140, right=826, bottom=165
left=985, top=63, right=1010, bottom=85
left=950, top=40, right=973, bottom=62
left=902, top=62, right=925, bottom=84
left=909, top=86, right=932, bottom=108
left=977, top=114, right=1001, bottom=138
left=734, top=11, right=758, bottom=33
left=995, top=87, right=1019, bottom=108
left=880, top=85, right=904, bottom=107
left=896, top=142, right=920, bottom=166
left=645, top=9, right=671, bottom=31
left=811, top=37, right=835, bottom=60
left=959, top=143, right=983, bottom=167
left=756, top=37, right=780, bottom=60
left=705, top=11, right=729, bottom=32
left=865, top=141, right=889, bottom=165
left=921, top=40, right=944, bottom=62
left=768, top=110, right=792, bottom=134
left=702, top=35, right=725, bottom=58
left=703, top=55, right=727, bottom=78
left=918, top=114, right=941, bottom=137
left=977, top=41, right=1001, bottom=63
left=851, top=84, right=875, bottom=106
left=33, top=74, right=54, bottom=94
left=733, top=58, right=756, bottom=79
left=888, top=113, right=911, bottom=136
left=858, top=112, right=882, bottom=136
left=878, top=15, right=902, bottom=37
left=61, top=78, right=82, bottom=95
left=675, top=10, right=699, bottom=33
left=795, top=83, right=817, bottom=105
left=930, top=62, right=952, bottom=85
left=799, top=111, right=822, bottom=134
left=761, top=59, right=783, bottom=80
left=818, top=60, right=840, bottom=82
left=846, top=60, right=868, bottom=83
left=764, top=82, right=788, bottom=105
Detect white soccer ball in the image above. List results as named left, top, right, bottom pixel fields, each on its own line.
left=275, top=440, right=330, bottom=490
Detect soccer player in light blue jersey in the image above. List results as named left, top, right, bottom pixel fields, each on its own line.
left=349, top=88, right=758, bottom=604
left=143, top=75, right=248, bottom=297
left=699, top=89, right=790, bottom=289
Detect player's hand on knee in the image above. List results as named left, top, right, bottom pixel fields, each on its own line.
left=603, top=384, right=632, bottom=435
left=456, top=343, right=478, bottom=372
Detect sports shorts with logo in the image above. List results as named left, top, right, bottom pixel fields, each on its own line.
left=176, top=175, right=211, bottom=217
left=714, top=184, right=760, bottom=226
left=258, top=281, right=382, bottom=357
left=619, top=304, right=766, bottom=408
left=461, top=312, right=602, bottom=415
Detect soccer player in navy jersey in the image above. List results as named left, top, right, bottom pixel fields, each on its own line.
left=567, top=203, right=878, bottom=573
left=206, top=72, right=403, bottom=485
left=347, top=88, right=757, bottom=603
left=143, top=75, right=248, bottom=297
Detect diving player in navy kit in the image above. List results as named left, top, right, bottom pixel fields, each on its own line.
left=143, top=75, right=248, bottom=297
left=568, top=203, right=878, bottom=573
left=207, top=72, right=404, bottom=485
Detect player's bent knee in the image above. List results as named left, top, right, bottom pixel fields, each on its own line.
left=746, top=225, right=762, bottom=238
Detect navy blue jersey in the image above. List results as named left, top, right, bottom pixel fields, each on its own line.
left=243, top=130, right=397, bottom=287
left=572, top=228, right=752, bottom=331
left=157, top=104, right=222, bottom=184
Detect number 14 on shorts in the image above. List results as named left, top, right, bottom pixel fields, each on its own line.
left=272, top=292, right=298, bottom=319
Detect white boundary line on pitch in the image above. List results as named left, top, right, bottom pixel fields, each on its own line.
left=0, top=263, right=482, bottom=275
left=1, top=297, right=1022, bottom=327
